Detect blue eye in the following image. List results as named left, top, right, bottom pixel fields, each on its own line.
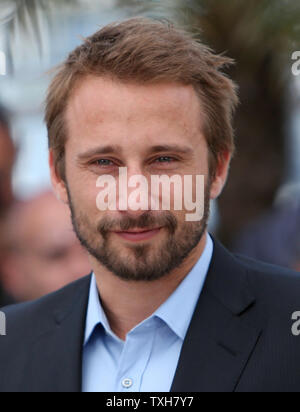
left=96, top=159, right=113, bottom=166
left=156, top=156, right=174, bottom=163
left=94, top=157, right=176, bottom=167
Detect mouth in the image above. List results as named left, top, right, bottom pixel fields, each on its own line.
left=113, top=227, right=162, bottom=242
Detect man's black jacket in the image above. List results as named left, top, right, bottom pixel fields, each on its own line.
left=1, top=237, right=300, bottom=392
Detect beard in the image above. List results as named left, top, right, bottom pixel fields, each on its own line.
left=67, top=183, right=211, bottom=282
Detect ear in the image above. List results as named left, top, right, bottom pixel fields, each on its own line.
left=49, top=150, right=69, bottom=205
left=210, top=151, right=232, bottom=200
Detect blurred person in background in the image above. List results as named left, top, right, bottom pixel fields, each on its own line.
left=233, top=191, right=300, bottom=271
left=0, top=104, right=16, bottom=306
left=0, top=105, right=15, bottom=215
left=0, top=190, right=91, bottom=302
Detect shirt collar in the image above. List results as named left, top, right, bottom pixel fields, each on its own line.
left=84, top=274, right=112, bottom=345
left=154, top=232, right=213, bottom=339
left=84, top=232, right=214, bottom=344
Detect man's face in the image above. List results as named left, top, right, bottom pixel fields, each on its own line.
left=51, top=76, right=229, bottom=282
left=1, top=194, right=91, bottom=302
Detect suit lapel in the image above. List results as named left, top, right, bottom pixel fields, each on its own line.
left=171, top=238, right=265, bottom=392
left=20, top=275, right=91, bottom=392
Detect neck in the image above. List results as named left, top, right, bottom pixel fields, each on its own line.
left=91, top=231, right=208, bottom=341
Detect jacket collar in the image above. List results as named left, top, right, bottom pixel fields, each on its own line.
left=20, top=275, right=92, bottom=392
left=171, top=237, right=264, bottom=392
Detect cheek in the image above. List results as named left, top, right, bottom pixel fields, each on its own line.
left=66, top=166, right=101, bottom=215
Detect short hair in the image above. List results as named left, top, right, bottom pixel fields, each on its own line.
left=45, top=17, right=239, bottom=180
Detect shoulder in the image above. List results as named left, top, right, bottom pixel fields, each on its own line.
left=1, top=275, right=92, bottom=337
left=211, top=236, right=300, bottom=306
left=0, top=275, right=91, bottom=392
left=235, top=252, right=300, bottom=285
left=234, top=253, right=300, bottom=310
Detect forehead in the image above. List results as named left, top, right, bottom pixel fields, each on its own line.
left=65, top=76, right=205, bottom=149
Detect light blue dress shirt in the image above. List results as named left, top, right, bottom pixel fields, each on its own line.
left=82, top=233, right=214, bottom=392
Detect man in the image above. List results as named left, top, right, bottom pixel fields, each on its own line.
left=1, top=17, right=300, bottom=393
left=0, top=191, right=91, bottom=302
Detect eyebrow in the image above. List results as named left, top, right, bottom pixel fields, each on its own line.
left=77, top=143, right=193, bottom=162
left=77, top=145, right=122, bottom=161
left=146, top=145, right=193, bottom=156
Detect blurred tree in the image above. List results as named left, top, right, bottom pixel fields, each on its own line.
left=0, top=0, right=81, bottom=67
left=0, top=0, right=117, bottom=71
left=117, top=0, right=300, bottom=246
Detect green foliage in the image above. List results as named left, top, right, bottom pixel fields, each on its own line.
left=117, top=0, right=300, bottom=85
left=176, top=1, right=300, bottom=64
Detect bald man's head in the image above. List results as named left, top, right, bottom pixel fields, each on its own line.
left=1, top=191, right=91, bottom=302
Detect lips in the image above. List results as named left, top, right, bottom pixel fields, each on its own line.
left=114, top=228, right=162, bottom=242
left=120, top=228, right=156, bottom=233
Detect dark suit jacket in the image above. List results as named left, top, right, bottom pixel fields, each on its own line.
left=1, top=237, right=300, bottom=392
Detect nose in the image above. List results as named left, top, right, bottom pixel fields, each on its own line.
left=116, top=166, right=151, bottom=216
left=117, top=210, right=146, bottom=220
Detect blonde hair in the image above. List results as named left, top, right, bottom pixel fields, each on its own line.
left=45, top=17, right=239, bottom=180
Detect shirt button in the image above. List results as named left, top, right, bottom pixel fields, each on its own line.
left=122, top=378, right=133, bottom=389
